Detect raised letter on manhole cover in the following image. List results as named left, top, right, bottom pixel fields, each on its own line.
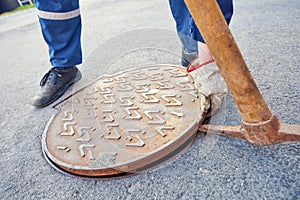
left=42, top=65, right=205, bottom=177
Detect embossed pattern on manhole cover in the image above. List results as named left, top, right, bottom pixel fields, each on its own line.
left=42, top=65, right=205, bottom=177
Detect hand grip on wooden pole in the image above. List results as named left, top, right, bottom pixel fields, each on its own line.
left=184, top=0, right=272, bottom=124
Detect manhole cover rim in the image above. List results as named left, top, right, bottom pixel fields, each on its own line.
left=42, top=65, right=205, bottom=176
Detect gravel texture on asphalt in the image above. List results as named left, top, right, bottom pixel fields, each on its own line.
left=0, top=0, right=299, bottom=199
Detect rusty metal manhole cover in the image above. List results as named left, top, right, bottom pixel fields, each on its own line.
left=42, top=65, right=205, bottom=177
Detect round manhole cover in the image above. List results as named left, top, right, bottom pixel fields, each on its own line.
left=42, top=65, right=205, bottom=177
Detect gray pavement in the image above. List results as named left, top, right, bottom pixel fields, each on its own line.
left=0, top=0, right=299, bottom=199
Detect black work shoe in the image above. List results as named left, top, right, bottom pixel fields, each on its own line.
left=32, top=66, right=82, bottom=108
left=181, top=48, right=198, bottom=67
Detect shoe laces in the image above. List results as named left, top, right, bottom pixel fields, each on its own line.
left=40, top=68, right=62, bottom=86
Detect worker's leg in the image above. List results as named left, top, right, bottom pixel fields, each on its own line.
left=169, top=0, right=233, bottom=66
left=35, top=0, right=82, bottom=68
left=33, top=0, right=82, bottom=107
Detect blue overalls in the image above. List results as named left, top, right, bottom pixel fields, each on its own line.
left=35, top=0, right=82, bottom=68
left=169, top=0, right=234, bottom=53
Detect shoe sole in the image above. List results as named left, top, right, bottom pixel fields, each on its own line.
left=33, top=70, right=82, bottom=108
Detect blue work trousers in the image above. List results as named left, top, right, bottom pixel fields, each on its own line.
left=35, top=0, right=82, bottom=68
left=169, top=0, right=234, bottom=52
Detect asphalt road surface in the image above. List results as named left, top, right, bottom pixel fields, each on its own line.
left=0, top=0, right=299, bottom=199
